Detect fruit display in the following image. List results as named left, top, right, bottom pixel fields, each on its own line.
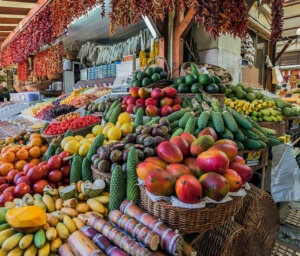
left=82, top=87, right=112, bottom=98
left=124, top=86, right=181, bottom=116
left=22, top=101, right=54, bottom=118
left=274, top=98, right=300, bottom=117
left=0, top=179, right=109, bottom=255
left=55, top=112, right=81, bottom=122
left=84, top=96, right=123, bottom=114
left=68, top=94, right=98, bottom=109
left=38, top=104, right=78, bottom=121
left=43, top=115, right=101, bottom=135
left=140, top=132, right=252, bottom=203
left=225, top=83, right=263, bottom=102
left=130, top=66, right=168, bottom=88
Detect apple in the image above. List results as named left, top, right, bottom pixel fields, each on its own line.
left=7, top=170, right=19, bottom=183
left=151, top=88, right=164, bottom=99
left=61, top=165, right=71, bottom=178
left=122, top=96, right=131, bottom=104
left=145, top=98, right=158, bottom=106
left=160, top=97, right=173, bottom=107
left=41, top=165, right=50, bottom=179
left=3, top=186, right=15, bottom=194
left=48, top=155, right=62, bottom=170
left=0, top=177, right=7, bottom=185
left=172, top=104, right=182, bottom=112
left=145, top=105, right=159, bottom=117
left=59, top=151, right=70, bottom=165
left=0, top=192, right=15, bottom=206
left=126, top=104, right=134, bottom=114
left=14, top=173, right=25, bottom=185
left=16, top=176, right=29, bottom=185
left=0, top=184, right=10, bottom=193
left=27, top=166, right=43, bottom=184
left=173, top=97, right=182, bottom=105
left=38, top=161, right=48, bottom=167
left=33, top=180, right=49, bottom=194
left=160, top=106, right=173, bottom=117
left=48, top=170, right=63, bottom=183
left=126, top=97, right=136, bottom=105
left=129, top=87, right=139, bottom=98
left=136, top=98, right=146, bottom=105
left=23, top=163, right=36, bottom=175
left=163, top=87, right=177, bottom=98
left=14, top=182, right=31, bottom=197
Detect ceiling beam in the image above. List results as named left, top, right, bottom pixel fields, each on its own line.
left=274, top=39, right=293, bottom=64
left=0, top=26, right=14, bottom=31
left=284, top=15, right=300, bottom=20
left=0, top=7, right=30, bottom=15
left=0, top=18, right=22, bottom=24
left=283, top=26, right=299, bottom=31
left=0, top=32, right=10, bottom=36
left=284, top=1, right=300, bottom=7
left=2, top=0, right=37, bottom=3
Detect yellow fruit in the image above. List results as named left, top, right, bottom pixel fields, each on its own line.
left=92, top=125, right=103, bottom=136
left=63, top=216, right=76, bottom=234
left=74, top=135, right=84, bottom=142
left=103, top=140, right=109, bottom=145
left=118, top=113, right=130, bottom=124
left=108, top=127, right=122, bottom=141
left=121, top=123, right=133, bottom=137
left=38, top=241, right=50, bottom=256
left=105, top=123, right=115, bottom=128
left=7, top=247, right=23, bottom=256
left=50, top=238, right=62, bottom=253
left=116, top=122, right=122, bottom=128
left=103, top=126, right=112, bottom=138
left=19, top=234, right=34, bottom=249
left=85, top=134, right=94, bottom=139
left=24, top=244, right=37, bottom=256
left=88, top=138, right=95, bottom=143
left=61, top=137, right=75, bottom=148
left=130, top=122, right=134, bottom=127
left=64, top=140, right=80, bottom=155
left=78, top=143, right=91, bottom=157
left=79, top=139, right=90, bottom=145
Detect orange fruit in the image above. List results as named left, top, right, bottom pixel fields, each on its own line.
left=30, top=134, right=42, bottom=140
left=40, top=145, right=48, bottom=154
left=30, top=158, right=41, bottom=164
left=1, top=152, right=15, bottom=163
left=29, top=146, right=41, bottom=158
left=9, top=146, right=21, bottom=153
left=1, top=146, right=12, bottom=154
left=16, top=148, right=29, bottom=160
left=15, top=160, right=27, bottom=171
left=0, top=163, right=14, bottom=176
left=30, top=138, right=43, bottom=147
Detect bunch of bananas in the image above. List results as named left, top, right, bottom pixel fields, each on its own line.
left=139, top=41, right=159, bottom=67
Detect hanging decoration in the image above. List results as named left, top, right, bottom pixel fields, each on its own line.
left=17, top=60, right=31, bottom=82
left=266, top=0, right=284, bottom=44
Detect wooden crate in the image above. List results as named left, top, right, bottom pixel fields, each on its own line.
left=258, top=121, right=285, bottom=137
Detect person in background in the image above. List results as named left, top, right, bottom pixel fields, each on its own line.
left=0, top=84, right=10, bottom=102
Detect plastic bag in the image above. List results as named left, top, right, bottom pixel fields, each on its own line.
left=271, top=144, right=300, bottom=202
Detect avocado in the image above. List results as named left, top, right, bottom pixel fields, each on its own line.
left=151, top=73, right=161, bottom=82
left=236, top=83, right=245, bottom=90
left=142, top=77, right=152, bottom=87
left=218, top=83, right=227, bottom=94
left=178, top=83, right=190, bottom=93
left=191, top=83, right=202, bottom=93
left=245, top=93, right=256, bottom=102
left=133, top=80, right=142, bottom=87
left=145, top=67, right=154, bottom=77
left=160, top=71, right=168, bottom=79
left=132, top=71, right=139, bottom=80
left=225, top=88, right=232, bottom=96
left=199, top=74, right=210, bottom=86
left=190, top=63, right=200, bottom=77
left=155, top=67, right=163, bottom=73
left=211, top=75, right=221, bottom=84
left=137, top=71, right=146, bottom=81
left=206, top=83, right=219, bottom=93
left=175, top=77, right=186, bottom=85
left=185, top=74, right=197, bottom=86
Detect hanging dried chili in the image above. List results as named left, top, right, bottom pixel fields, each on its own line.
left=17, top=60, right=30, bottom=82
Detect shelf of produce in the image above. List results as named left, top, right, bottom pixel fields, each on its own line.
left=258, top=121, right=285, bottom=137
left=177, top=93, right=225, bottom=105
left=284, top=116, right=300, bottom=134
left=238, top=148, right=268, bottom=171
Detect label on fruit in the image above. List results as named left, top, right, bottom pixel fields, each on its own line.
left=243, top=151, right=262, bottom=166
left=289, top=119, right=300, bottom=130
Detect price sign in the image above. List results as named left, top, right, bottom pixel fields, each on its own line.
left=289, top=119, right=300, bottom=130
left=243, top=151, right=262, bottom=167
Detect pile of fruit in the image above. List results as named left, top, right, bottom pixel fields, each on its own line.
left=82, top=87, right=112, bottom=98
left=68, top=94, right=98, bottom=109
left=0, top=179, right=109, bottom=256
left=43, top=116, right=101, bottom=136
left=0, top=134, right=48, bottom=177
left=55, top=112, right=81, bottom=122
left=225, top=83, right=263, bottom=102
left=84, top=96, right=123, bottom=114
left=22, top=101, right=53, bottom=118
left=40, top=104, right=78, bottom=121
left=61, top=134, right=97, bottom=156
left=274, top=98, right=300, bottom=117
left=130, top=66, right=168, bottom=88
left=124, top=86, right=181, bottom=117
left=140, top=131, right=252, bottom=203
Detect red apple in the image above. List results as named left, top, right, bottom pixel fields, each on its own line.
left=145, top=105, right=159, bottom=117
left=7, top=170, right=19, bottom=183
left=3, top=186, right=15, bottom=194
left=151, top=88, right=164, bottom=100
left=0, top=184, right=10, bottom=193
left=160, top=97, right=173, bottom=107
left=61, top=165, right=71, bottom=178
left=163, top=87, right=177, bottom=98
left=136, top=98, right=145, bottom=105
left=41, top=165, right=50, bottom=179
left=59, top=151, right=70, bottom=166
left=129, top=87, right=139, bottom=98
left=160, top=106, right=173, bottom=117
left=33, top=180, right=49, bottom=194
left=126, top=97, right=136, bottom=105
left=27, top=166, right=43, bottom=184
left=23, top=163, right=36, bottom=175
left=14, top=182, right=31, bottom=197
left=173, top=97, right=182, bottom=105
left=145, top=98, right=158, bottom=106
left=121, top=104, right=127, bottom=112
left=38, top=161, right=48, bottom=167
left=172, top=105, right=181, bottom=112
left=0, top=192, right=15, bottom=206
left=14, top=173, right=25, bottom=185
left=48, top=155, right=62, bottom=170
left=48, top=170, right=63, bottom=183
left=126, top=104, right=134, bottom=114
left=16, top=176, right=29, bottom=185
left=122, top=96, right=131, bottom=104
left=0, top=177, right=7, bottom=185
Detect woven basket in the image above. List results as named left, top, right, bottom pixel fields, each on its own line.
left=48, top=73, right=61, bottom=80
left=91, top=165, right=112, bottom=186
left=30, top=80, right=51, bottom=92
left=177, top=92, right=225, bottom=105
left=272, top=240, right=300, bottom=256
left=238, top=147, right=268, bottom=171
left=234, top=184, right=279, bottom=256
left=191, top=221, right=247, bottom=256
left=258, top=121, right=285, bottom=137
left=180, top=62, right=233, bottom=85
left=42, top=122, right=101, bottom=144
left=139, top=185, right=243, bottom=234
left=284, top=116, right=300, bottom=134
left=145, top=57, right=172, bottom=89
left=65, top=41, right=79, bottom=60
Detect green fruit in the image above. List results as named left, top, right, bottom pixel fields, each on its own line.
left=175, top=77, right=186, bottom=85
left=167, top=109, right=188, bottom=123
left=211, top=75, right=221, bottom=84
left=211, top=111, right=224, bottom=133
left=191, top=83, right=201, bottom=93
left=82, top=157, right=92, bottom=182
left=178, top=83, right=190, bottom=93
left=40, top=122, right=49, bottom=135
left=64, top=129, right=73, bottom=139
left=44, top=144, right=57, bottom=161
left=142, top=77, right=152, bottom=87
left=151, top=73, right=161, bottom=82
left=198, top=111, right=210, bottom=130
left=154, top=66, right=163, bottom=73
left=109, top=165, right=125, bottom=211
left=232, top=111, right=252, bottom=130
left=199, top=74, right=210, bottom=86
left=132, top=72, right=138, bottom=80
left=220, top=127, right=234, bottom=140
left=206, top=83, right=219, bottom=93
left=225, top=88, right=232, bottom=96
left=222, top=111, right=238, bottom=133
left=185, top=74, right=197, bottom=86
left=233, top=129, right=245, bottom=142
left=179, top=112, right=193, bottom=128
left=126, top=147, right=139, bottom=204
left=170, top=84, right=178, bottom=90
left=134, top=108, right=144, bottom=131
left=70, top=154, right=82, bottom=183
left=218, top=84, right=227, bottom=94
left=190, top=63, right=200, bottom=77
left=86, top=134, right=105, bottom=161
left=171, top=128, right=184, bottom=138
left=137, top=71, right=146, bottom=81
left=0, top=208, right=9, bottom=224
left=184, top=117, right=196, bottom=134
left=244, top=139, right=262, bottom=150
left=34, top=229, right=46, bottom=249
left=160, top=71, right=168, bottom=79
left=108, top=104, right=122, bottom=124
left=145, top=67, right=154, bottom=77
left=133, top=80, right=142, bottom=87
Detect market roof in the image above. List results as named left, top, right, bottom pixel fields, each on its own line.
left=0, top=0, right=37, bottom=45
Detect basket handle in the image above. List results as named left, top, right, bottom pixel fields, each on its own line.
left=71, top=41, right=79, bottom=51
left=145, top=56, right=171, bottom=80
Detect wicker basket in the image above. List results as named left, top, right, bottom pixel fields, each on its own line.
left=190, top=221, right=247, bottom=256
left=91, top=165, right=112, bottom=186
left=238, top=147, right=268, bottom=171
left=48, top=73, right=61, bottom=80
left=177, top=92, right=225, bottom=105
left=234, top=184, right=280, bottom=256
left=284, top=116, right=300, bottom=134
left=42, top=122, right=101, bottom=144
left=65, top=41, right=79, bottom=60
left=30, top=80, right=52, bottom=92
left=258, top=121, right=285, bottom=137
left=145, top=57, right=172, bottom=89
left=139, top=185, right=243, bottom=234
left=180, top=62, right=233, bottom=85
left=272, top=240, right=300, bottom=256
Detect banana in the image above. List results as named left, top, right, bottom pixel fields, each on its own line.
left=7, top=248, right=23, bottom=256
left=237, top=101, right=245, bottom=107
left=19, top=234, right=34, bottom=249
left=2, top=233, right=24, bottom=251
left=0, top=229, right=16, bottom=246
left=38, top=241, right=50, bottom=256
left=229, top=102, right=235, bottom=108
left=249, top=104, right=255, bottom=112
left=24, top=244, right=37, bottom=256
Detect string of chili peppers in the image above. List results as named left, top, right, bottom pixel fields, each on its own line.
left=17, top=60, right=30, bottom=82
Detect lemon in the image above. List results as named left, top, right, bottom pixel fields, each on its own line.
left=92, top=125, right=103, bottom=136
left=64, top=140, right=80, bottom=155
left=118, top=113, right=131, bottom=124
left=78, top=143, right=91, bottom=156
left=103, top=126, right=112, bottom=138
left=121, top=123, right=133, bottom=137
left=105, top=123, right=115, bottom=128
left=116, top=122, right=122, bottom=128
left=61, top=136, right=75, bottom=149
left=85, top=134, right=94, bottom=139
left=80, top=139, right=90, bottom=145
left=75, top=135, right=85, bottom=141
left=108, top=127, right=122, bottom=141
